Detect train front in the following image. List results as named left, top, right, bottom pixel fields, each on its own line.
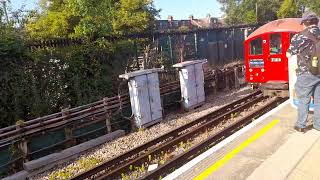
left=245, top=18, right=303, bottom=98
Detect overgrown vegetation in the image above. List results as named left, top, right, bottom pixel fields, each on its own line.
left=48, top=156, right=102, bottom=180
left=0, top=0, right=159, bottom=128
left=0, top=36, right=137, bottom=127
left=26, top=0, right=159, bottom=38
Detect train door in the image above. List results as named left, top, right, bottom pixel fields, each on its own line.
left=266, top=32, right=290, bottom=82
left=246, top=34, right=268, bottom=83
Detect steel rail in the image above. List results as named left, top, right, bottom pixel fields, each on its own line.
left=71, top=90, right=262, bottom=180
left=95, top=93, right=265, bottom=180
left=142, top=97, right=286, bottom=179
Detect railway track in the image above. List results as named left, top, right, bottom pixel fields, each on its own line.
left=71, top=90, right=286, bottom=180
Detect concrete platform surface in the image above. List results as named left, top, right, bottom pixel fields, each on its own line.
left=247, top=129, right=320, bottom=180
left=174, top=101, right=320, bottom=180
left=287, top=136, right=320, bottom=180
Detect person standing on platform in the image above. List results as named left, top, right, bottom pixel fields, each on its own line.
left=286, top=12, right=320, bottom=132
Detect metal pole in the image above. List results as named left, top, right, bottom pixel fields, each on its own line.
left=194, top=32, right=198, bottom=58
left=232, top=28, right=235, bottom=60
left=255, top=3, right=258, bottom=23
left=133, top=40, right=139, bottom=69
left=168, top=35, right=173, bottom=65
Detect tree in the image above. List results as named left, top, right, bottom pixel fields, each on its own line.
left=222, top=1, right=243, bottom=25
left=299, top=0, right=320, bottom=15
left=112, top=0, right=159, bottom=35
left=26, top=0, right=159, bottom=38
left=0, top=5, right=28, bottom=127
left=67, top=0, right=114, bottom=37
left=277, top=0, right=300, bottom=19
left=26, top=11, right=73, bottom=38
left=218, top=0, right=320, bottom=25
left=218, top=0, right=282, bottom=25
left=26, top=0, right=77, bottom=39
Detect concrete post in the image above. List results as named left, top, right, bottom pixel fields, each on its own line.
left=16, top=124, right=29, bottom=162
left=225, top=72, right=230, bottom=90
left=18, top=138, right=28, bottom=162
left=103, top=98, right=112, bottom=133
left=234, top=67, right=240, bottom=89
left=62, top=108, right=75, bottom=148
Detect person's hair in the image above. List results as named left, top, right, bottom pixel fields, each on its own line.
left=303, top=18, right=319, bottom=27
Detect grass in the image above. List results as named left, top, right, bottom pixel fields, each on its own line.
left=48, top=156, right=102, bottom=180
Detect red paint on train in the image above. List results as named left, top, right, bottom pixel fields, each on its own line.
left=245, top=18, right=303, bottom=86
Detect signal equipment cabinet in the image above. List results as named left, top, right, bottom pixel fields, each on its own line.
left=119, top=69, right=163, bottom=128
left=173, top=60, right=207, bottom=111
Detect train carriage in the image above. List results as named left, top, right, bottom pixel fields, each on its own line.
left=245, top=18, right=303, bottom=97
left=245, top=18, right=320, bottom=111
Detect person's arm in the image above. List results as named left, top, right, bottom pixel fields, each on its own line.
left=286, top=52, right=292, bottom=58
left=287, top=34, right=300, bottom=58
left=310, top=26, right=320, bottom=39
left=316, top=29, right=320, bottom=39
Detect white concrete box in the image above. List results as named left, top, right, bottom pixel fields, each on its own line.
left=119, top=69, right=163, bottom=128
left=173, top=60, right=207, bottom=110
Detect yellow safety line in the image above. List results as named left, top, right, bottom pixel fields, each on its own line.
left=194, top=119, right=280, bottom=180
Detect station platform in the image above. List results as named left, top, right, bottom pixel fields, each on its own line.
left=164, top=100, right=320, bottom=180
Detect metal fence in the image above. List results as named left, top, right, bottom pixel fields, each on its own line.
left=154, top=27, right=257, bottom=65
left=27, top=24, right=259, bottom=67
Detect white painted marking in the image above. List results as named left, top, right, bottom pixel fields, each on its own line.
left=163, top=99, right=290, bottom=180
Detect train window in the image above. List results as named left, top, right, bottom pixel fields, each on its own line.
left=250, top=37, right=263, bottom=55
left=270, top=34, right=282, bottom=54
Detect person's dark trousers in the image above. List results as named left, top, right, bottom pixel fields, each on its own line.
left=294, top=73, right=320, bottom=130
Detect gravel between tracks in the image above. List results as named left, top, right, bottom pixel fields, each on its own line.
left=125, top=97, right=272, bottom=179
left=33, top=86, right=254, bottom=180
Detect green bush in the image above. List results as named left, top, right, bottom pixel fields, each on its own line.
left=0, top=32, right=136, bottom=128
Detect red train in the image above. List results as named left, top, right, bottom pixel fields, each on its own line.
left=245, top=18, right=303, bottom=97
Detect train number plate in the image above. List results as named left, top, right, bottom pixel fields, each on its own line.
left=271, top=58, right=282, bottom=62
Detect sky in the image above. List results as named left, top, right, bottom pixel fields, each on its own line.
left=11, top=0, right=38, bottom=11
left=11, top=0, right=223, bottom=20
left=153, top=0, right=222, bottom=20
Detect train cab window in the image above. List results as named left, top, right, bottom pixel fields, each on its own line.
left=250, top=37, right=263, bottom=55
left=270, top=34, right=282, bottom=54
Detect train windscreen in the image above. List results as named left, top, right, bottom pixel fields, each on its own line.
left=250, top=37, right=263, bottom=55
left=270, top=33, right=282, bottom=54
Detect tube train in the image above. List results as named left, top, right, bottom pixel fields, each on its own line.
left=245, top=18, right=319, bottom=110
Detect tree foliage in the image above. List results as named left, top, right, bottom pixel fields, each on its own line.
left=277, top=0, right=300, bottom=19
left=299, top=0, right=320, bottom=15
left=26, top=11, right=72, bottom=38
left=0, top=26, right=27, bottom=127
left=218, top=0, right=320, bottom=25
left=68, top=0, right=114, bottom=37
left=218, top=0, right=281, bottom=25
left=112, top=0, right=159, bottom=35
left=26, top=0, right=159, bottom=38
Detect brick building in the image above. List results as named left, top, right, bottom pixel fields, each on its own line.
left=156, top=14, right=224, bottom=32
